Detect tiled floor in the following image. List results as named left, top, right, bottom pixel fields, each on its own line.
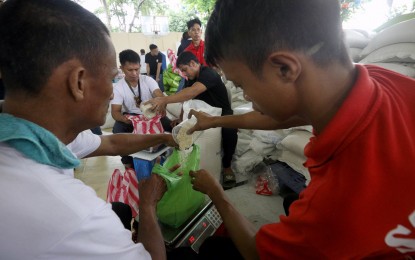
left=74, top=133, right=285, bottom=231
left=74, top=155, right=122, bottom=200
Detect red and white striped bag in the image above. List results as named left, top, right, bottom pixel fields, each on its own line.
left=167, top=48, right=186, bottom=79
left=106, top=168, right=140, bottom=217
left=126, top=114, right=164, bottom=134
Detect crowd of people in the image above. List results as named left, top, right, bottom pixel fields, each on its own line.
left=1, top=0, right=414, bottom=259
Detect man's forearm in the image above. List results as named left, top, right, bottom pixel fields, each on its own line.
left=111, top=111, right=129, bottom=124
left=137, top=205, right=166, bottom=260
left=112, top=134, right=169, bottom=156
left=163, top=87, right=198, bottom=104
left=211, top=111, right=308, bottom=130
left=208, top=190, right=259, bottom=259
left=88, top=133, right=170, bottom=157
left=156, top=64, right=161, bottom=79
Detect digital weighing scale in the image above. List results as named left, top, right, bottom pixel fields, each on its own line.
left=160, top=198, right=223, bottom=253
left=130, top=148, right=223, bottom=253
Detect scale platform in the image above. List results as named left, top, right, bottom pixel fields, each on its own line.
left=160, top=197, right=223, bottom=253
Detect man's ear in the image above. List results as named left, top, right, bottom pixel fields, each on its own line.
left=267, top=52, right=302, bottom=82
left=68, top=66, right=87, bottom=102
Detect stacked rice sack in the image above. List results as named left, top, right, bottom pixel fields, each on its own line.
left=358, top=18, right=415, bottom=78
left=344, top=29, right=371, bottom=62
left=225, top=80, right=249, bottom=109
left=231, top=103, right=263, bottom=176
left=229, top=89, right=313, bottom=184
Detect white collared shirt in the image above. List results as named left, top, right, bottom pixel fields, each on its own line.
left=0, top=142, right=151, bottom=259
left=112, top=76, right=159, bottom=114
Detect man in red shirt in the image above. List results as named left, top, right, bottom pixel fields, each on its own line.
left=184, top=18, right=207, bottom=66
left=177, top=0, right=415, bottom=259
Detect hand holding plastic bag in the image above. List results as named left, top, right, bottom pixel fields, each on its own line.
left=153, top=145, right=205, bottom=227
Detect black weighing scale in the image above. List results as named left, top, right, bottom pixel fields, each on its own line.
left=160, top=198, right=223, bottom=253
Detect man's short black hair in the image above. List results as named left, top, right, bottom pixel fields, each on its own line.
left=176, top=51, right=200, bottom=67
left=0, top=0, right=110, bottom=95
left=119, top=49, right=140, bottom=65
left=187, top=18, right=202, bottom=30
left=149, top=44, right=158, bottom=50
left=140, top=49, right=145, bottom=55
left=205, top=0, right=350, bottom=75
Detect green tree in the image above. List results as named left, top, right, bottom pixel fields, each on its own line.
left=182, top=0, right=215, bottom=25
left=168, top=9, right=198, bottom=32
left=92, top=0, right=167, bottom=32
left=340, top=0, right=363, bottom=21
left=388, top=0, right=415, bottom=19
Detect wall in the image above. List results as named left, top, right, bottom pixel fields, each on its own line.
left=110, top=32, right=183, bottom=65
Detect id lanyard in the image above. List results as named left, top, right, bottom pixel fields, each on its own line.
left=127, top=80, right=141, bottom=107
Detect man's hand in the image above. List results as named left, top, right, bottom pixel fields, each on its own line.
left=123, top=115, right=132, bottom=125
left=164, top=134, right=178, bottom=148
left=158, top=106, right=167, bottom=117
left=190, top=169, right=223, bottom=197
left=144, top=97, right=166, bottom=114
left=187, top=109, right=216, bottom=134
left=169, top=118, right=182, bottom=128
left=137, top=173, right=168, bottom=260
left=138, top=174, right=167, bottom=208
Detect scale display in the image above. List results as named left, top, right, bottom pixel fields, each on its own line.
left=161, top=199, right=223, bottom=253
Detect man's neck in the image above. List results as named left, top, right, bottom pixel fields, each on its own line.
left=2, top=97, right=80, bottom=145
left=126, top=78, right=139, bottom=88
left=195, top=66, right=202, bottom=79
left=192, top=40, right=201, bottom=47
left=299, top=62, right=356, bottom=135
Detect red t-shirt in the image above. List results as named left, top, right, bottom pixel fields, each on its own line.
left=256, top=65, right=415, bottom=259
left=184, top=40, right=206, bottom=66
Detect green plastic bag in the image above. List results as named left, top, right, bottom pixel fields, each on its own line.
left=163, top=66, right=182, bottom=95
left=153, top=145, right=205, bottom=228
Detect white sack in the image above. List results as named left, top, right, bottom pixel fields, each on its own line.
left=344, top=29, right=370, bottom=49
left=231, top=150, right=263, bottom=175
left=348, top=47, right=363, bottom=62
left=249, top=138, right=277, bottom=156
left=360, top=19, right=415, bottom=57
left=166, top=103, right=182, bottom=119
left=252, top=129, right=287, bottom=145
left=359, top=43, right=415, bottom=63
left=277, top=130, right=313, bottom=157
left=182, top=100, right=223, bottom=181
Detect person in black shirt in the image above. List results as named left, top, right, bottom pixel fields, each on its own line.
left=145, top=44, right=164, bottom=91
left=145, top=51, right=238, bottom=189
left=177, top=31, right=191, bottom=56
left=0, top=79, right=5, bottom=100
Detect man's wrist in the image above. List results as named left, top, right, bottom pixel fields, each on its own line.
left=210, top=116, right=220, bottom=128
left=122, top=116, right=130, bottom=124
left=162, top=134, right=170, bottom=144
left=159, top=96, right=167, bottom=108
left=139, top=202, right=158, bottom=213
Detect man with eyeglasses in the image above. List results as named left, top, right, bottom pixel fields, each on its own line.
left=184, top=18, right=207, bottom=66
